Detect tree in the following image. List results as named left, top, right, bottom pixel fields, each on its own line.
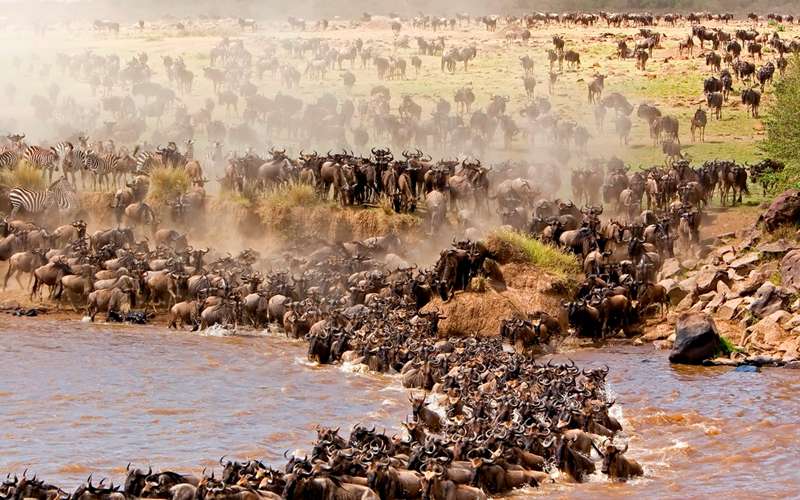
left=762, top=56, right=800, bottom=190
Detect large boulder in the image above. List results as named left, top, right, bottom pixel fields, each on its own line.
left=669, top=312, right=722, bottom=364
left=759, top=189, right=800, bottom=232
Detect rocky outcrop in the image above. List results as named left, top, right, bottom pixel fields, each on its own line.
left=781, top=249, right=800, bottom=292
left=669, top=312, right=721, bottom=364
left=759, top=189, right=800, bottom=232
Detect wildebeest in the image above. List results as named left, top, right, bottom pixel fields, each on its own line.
left=741, top=88, right=761, bottom=117
left=690, top=108, right=707, bottom=142
left=587, top=74, right=605, bottom=104
left=564, top=50, right=580, bottom=69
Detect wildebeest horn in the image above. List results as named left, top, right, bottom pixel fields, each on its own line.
left=219, top=455, right=227, bottom=466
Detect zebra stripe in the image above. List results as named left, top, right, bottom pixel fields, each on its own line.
left=8, top=180, right=77, bottom=219
left=0, top=150, right=18, bottom=169
left=22, top=145, right=58, bottom=172
left=135, top=150, right=158, bottom=172
left=85, top=151, right=120, bottom=186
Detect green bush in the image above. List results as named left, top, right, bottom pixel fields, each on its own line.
left=762, top=56, right=800, bottom=191
left=489, top=229, right=580, bottom=278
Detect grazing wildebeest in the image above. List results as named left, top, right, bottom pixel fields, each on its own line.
left=564, top=50, right=580, bottom=69
left=690, top=108, right=707, bottom=142
left=741, top=88, right=761, bottom=117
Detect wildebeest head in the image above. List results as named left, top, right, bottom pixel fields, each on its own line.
left=123, top=464, right=151, bottom=496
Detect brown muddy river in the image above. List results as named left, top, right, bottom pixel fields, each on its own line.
left=1, top=317, right=799, bottom=498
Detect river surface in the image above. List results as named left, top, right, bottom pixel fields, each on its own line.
left=1, top=317, right=799, bottom=497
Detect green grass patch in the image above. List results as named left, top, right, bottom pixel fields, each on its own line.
left=488, top=229, right=580, bottom=278
left=0, top=165, right=46, bottom=190
left=719, top=335, right=743, bottom=355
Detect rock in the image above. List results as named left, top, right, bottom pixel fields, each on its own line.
left=642, top=322, right=672, bottom=341
left=780, top=249, right=800, bottom=291
left=696, top=267, right=730, bottom=294
left=759, top=189, right=800, bottom=232
left=664, top=278, right=692, bottom=305
left=716, top=280, right=732, bottom=296
left=681, top=258, right=698, bottom=270
left=748, top=282, right=790, bottom=319
left=768, top=310, right=793, bottom=327
left=757, top=239, right=798, bottom=256
left=702, top=357, right=739, bottom=367
left=660, top=258, right=681, bottom=280
left=778, top=337, right=800, bottom=362
left=744, top=355, right=784, bottom=367
left=785, top=360, right=800, bottom=369
left=705, top=291, right=727, bottom=314
left=747, top=314, right=790, bottom=350
left=721, top=252, right=736, bottom=264
left=698, top=291, right=717, bottom=302
left=713, top=245, right=735, bottom=257
left=729, top=252, right=761, bottom=271
left=734, top=365, right=761, bottom=373
left=696, top=245, right=713, bottom=259
left=716, top=232, right=736, bottom=241
left=717, top=297, right=745, bottom=320
left=689, top=300, right=707, bottom=312
left=669, top=312, right=722, bottom=364
left=784, top=314, right=800, bottom=330
left=733, top=271, right=765, bottom=296
left=675, top=293, right=695, bottom=312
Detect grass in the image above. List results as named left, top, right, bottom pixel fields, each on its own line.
left=0, top=165, right=46, bottom=190
left=719, top=335, right=743, bottom=355
left=147, top=167, right=190, bottom=204
left=488, top=229, right=580, bottom=278
left=254, top=181, right=420, bottom=240
left=258, top=181, right=323, bottom=215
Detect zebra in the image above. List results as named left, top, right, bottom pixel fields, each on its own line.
left=133, top=146, right=160, bottom=173
left=22, top=144, right=65, bottom=181
left=8, top=178, right=78, bottom=220
left=0, top=149, right=19, bottom=169
left=84, top=150, right=120, bottom=190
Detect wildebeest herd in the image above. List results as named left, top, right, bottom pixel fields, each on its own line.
left=0, top=7, right=795, bottom=498
left=0, top=6, right=794, bottom=174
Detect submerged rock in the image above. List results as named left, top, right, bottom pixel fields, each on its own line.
left=669, top=312, right=722, bottom=365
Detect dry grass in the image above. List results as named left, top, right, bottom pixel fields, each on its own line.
left=147, top=167, right=190, bottom=205
left=254, top=182, right=420, bottom=241
left=0, top=165, right=45, bottom=190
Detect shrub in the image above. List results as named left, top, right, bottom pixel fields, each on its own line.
left=0, top=165, right=46, bottom=190
left=488, top=229, right=580, bottom=277
left=147, top=167, right=189, bottom=204
left=762, top=56, right=800, bottom=191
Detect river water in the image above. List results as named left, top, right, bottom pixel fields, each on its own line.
left=1, top=317, right=799, bottom=497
